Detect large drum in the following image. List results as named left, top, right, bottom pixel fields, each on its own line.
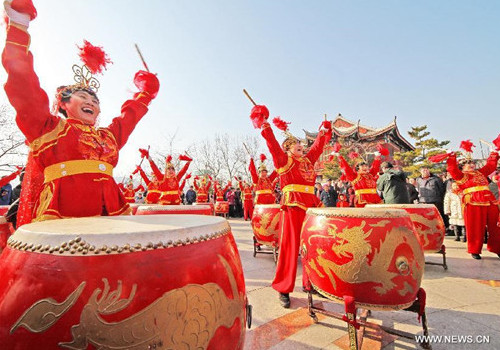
left=129, top=203, right=142, bottom=215
left=194, top=201, right=215, bottom=215
left=301, top=208, right=424, bottom=310
left=136, top=204, right=212, bottom=216
left=215, top=201, right=229, bottom=215
left=251, top=204, right=281, bottom=247
left=0, top=215, right=248, bottom=349
left=366, top=204, right=445, bottom=251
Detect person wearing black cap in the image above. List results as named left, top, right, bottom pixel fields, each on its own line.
left=376, top=162, right=410, bottom=204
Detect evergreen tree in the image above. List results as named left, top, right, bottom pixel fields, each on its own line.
left=394, top=125, right=450, bottom=178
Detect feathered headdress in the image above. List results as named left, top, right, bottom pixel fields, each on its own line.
left=273, top=117, right=299, bottom=151
left=459, top=140, right=475, bottom=160
left=258, top=153, right=268, bottom=172
left=492, top=133, right=500, bottom=151
left=53, top=40, right=112, bottom=115
left=165, top=155, right=174, bottom=170
left=376, top=143, right=390, bottom=157
left=179, top=154, right=193, bottom=162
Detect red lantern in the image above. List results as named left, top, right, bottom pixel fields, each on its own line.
left=0, top=216, right=248, bottom=349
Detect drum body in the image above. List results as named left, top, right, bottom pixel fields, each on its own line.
left=194, top=202, right=214, bottom=215
left=215, top=201, right=229, bottom=215
left=366, top=204, right=445, bottom=251
left=251, top=204, right=281, bottom=247
left=129, top=203, right=142, bottom=215
left=301, top=208, right=424, bottom=310
left=136, top=204, right=212, bottom=216
left=0, top=215, right=247, bottom=349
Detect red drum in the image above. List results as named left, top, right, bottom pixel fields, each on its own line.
left=0, top=205, right=9, bottom=217
left=215, top=201, right=229, bottom=215
left=194, top=202, right=215, bottom=215
left=129, top=203, right=142, bottom=215
left=366, top=204, right=445, bottom=251
left=301, top=208, right=424, bottom=310
left=251, top=204, right=281, bottom=247
left=0, top=215, right=248, bottom=349
left=136, top=204, right=212, bottom=216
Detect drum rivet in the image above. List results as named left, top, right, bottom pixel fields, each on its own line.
left=117, top=247, right=123, bottom=253
left=59, top=248, right=65, bottom=254
left=35, top=244, right=42, bottom=250
left=77, top=246, right=83, bottom=252
left=20, top=243, right=27, bottom=249
left=89, top=245, right=95, bottom=251
left=75, top=237, right=82, bottom=243
left=129, top=247, right=135, bottom=252
left=70, top=249, right=76, bottom=254
left=53, top=245, right=60, bottom=251
left=64, top=246, right=70, bottom=251
left=152, top=244, right=158, bottom=249
left=101, top=245, right=108, bottom=251
left=61, top=242, right=67, bottom=248
left=106, top=248, right=112, bottom=254
left=49, top=248, right=55, bottom=253
left=135, top=244, right=142, bottom=249
left=82, top=250, right=88, bottom=255
left=94, top=250, right=100, bottom=254
left=124, top=243, right=130, bottom=249
left=167, top=240, right=173, bottom=245
left=44, top=245, right=50, bottom=251
left=147, top=242, right=153, bottom=248
left=69, top=239, right=75, bottom=245
left=141, top=246, right=147, bottom=251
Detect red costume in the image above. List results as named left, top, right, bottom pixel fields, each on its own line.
left=146, top=156, right=191, bottom=205
left=237, top=179, right=254, bottom=221
left=214, top=181, right=231, bottom=202
left=259, top=119, right=331, bottom=294
left=193, top=176, right=212, bottom=203
left=136, top=166, right=161, bottom=204
left=0, top=167, right=23, bottom=189
left=248, top=158, right=278, bottom=204
left=118, top=179, right=144, bottom=204
left=337, top=155, right=382, bottom=207
left=2, top=23, right=158, bottom=222
left=447, top=152, right=500, bottom=255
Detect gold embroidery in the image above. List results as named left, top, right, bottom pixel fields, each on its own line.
left=276, top=157, right=294, bottom=175
left=30, top=119, right=70, bottom=156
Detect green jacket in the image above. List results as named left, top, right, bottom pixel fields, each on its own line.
left=376, top=169, right=410, bottom=204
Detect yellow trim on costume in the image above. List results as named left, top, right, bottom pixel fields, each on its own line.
left=277, top=157, right=294, bottom=175
left=282, top=184, right=315, bottom=195
left=30, top=119, right=70, bottom=155
left=256, top=189, right=273, bottom=195
left=355, top=188, right=377, bottom=195
left=148, top=190, right=161, bottom=194
left=44, top=160, right=114, bottom=183
left=462, top=186, right=489, bottom=195
left=161, top=190, right=180, bottom=195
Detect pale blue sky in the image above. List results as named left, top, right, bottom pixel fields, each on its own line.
left=1, top=0, right=499, bottom=176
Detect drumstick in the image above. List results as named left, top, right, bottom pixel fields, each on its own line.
left=242, top=143, right=251, bottom=156
left=480, top=139, right=494, bottom=148
left=135, top=44, right=150, bottom=72
left=243, top=89, right=257, bottom=106
left=138, top=145, right=150, bottom=168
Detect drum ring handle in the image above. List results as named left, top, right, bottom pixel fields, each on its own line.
left=396, top=256, right=410, bottom=276
left=301, top=244, right=308, bottom=259
left=246, top=302, right=253, bottom=329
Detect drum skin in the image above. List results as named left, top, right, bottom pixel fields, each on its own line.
left=0, top=215, right=247, bottom=349
left=136, top=204, right=212, bottom=216
left=301, top=208, right=424, bottom=311
left=366, top=204, right=445, bottom=251
left=215, top=201, right=229, bottom=214
left=251, top=204, right=281, bottom=247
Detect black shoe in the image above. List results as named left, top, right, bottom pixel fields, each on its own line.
left=497, top=254, right=500, bottom=259
left=454, top=237, right=461, bottom=241
left=471, top=254, right=481, bottom=260
left=279, top=293, right=290, bottom=308
left=462, top=238, right=467, bottom=243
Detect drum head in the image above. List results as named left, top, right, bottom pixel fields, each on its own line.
left=8, top=215, right=229, bottom=255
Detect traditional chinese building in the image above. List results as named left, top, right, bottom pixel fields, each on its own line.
left=303, top=114, right=415, bottom=175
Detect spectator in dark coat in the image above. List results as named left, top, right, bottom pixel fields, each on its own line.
left=376, top=162, right=410, bottom=204
left=320, top=183, right=337, bottom=207
left=185, top=186, right=197, bottom=204
left=416, top=167, right=446, bottom=226
left=406, top=178, right=419, bottom=203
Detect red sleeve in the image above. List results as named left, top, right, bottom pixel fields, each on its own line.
left=193, top=180, right=200, bottom=191
left=446, top=154, right=464, bottom=181
left=179, top=179, right=186, bottom=191
left=370, top=156, right=381, bottom=177
left=260, top=123, right=288, bottom=169
left=0, top=169, right=21, bottom=188
left=206, top=180, right=212, bottom=191
left=223, top=184, right=231, bottom=192
left=118, top=183, right=125, bottom=191
left=479, top=151, right=499, bottom=177
left=2, top=25, right=59, bottom=142
left=138, top=167, right=151, bottom=186
left=176, top=161, right=191, bottom=181
left=338, top=155, right=357, bottom=182
left=306, top=129, right=331, bottom=164
left=135, top=184, right=145, bottom=192
left=269, top=170, right=278, bottom=182
left=148, top=158, right=163, bottom=181
left=249, top=158, right=259, bottom=184
left=237, top=180, right=244, bottom=190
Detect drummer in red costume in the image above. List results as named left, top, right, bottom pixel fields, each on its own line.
left=249, top=154, right=278, bottom=205
left=118, top=176, right=144, bottom=204
left=2, top=0, right=160, bottom=222
left=214, top=181, right=231, bottom=202
left=140, top=149, right=191, bottom=205
left=134, top=161, right=161, bottom=204
left=441, top=139, right=500, bottom=260
left=0, top=166, right=23, bottom=189
left=236, top=177, right=254, bottom=220
left=333, top=144, right=384, bottom=207
left=250, top=106, right=332, bottom=308
left=193, top=175, right=212, bottom=203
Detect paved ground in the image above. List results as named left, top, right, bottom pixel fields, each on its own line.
left=228, top=218, right=500, bottom=350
